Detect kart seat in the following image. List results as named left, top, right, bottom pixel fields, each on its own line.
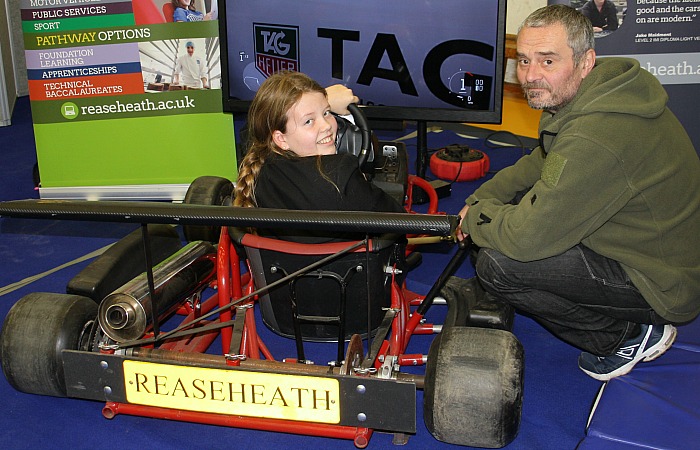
left=230, top=228, right=405, bottom=362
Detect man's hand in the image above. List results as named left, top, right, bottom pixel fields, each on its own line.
left=326, top=84, right=359, bottom=115
left=456, top=204, right=470, bottom=242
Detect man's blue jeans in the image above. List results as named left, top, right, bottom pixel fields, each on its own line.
left=475, top=244, right=669, bottom=355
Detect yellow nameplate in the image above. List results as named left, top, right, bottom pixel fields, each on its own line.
left=123, top=360, right=340, bottom=423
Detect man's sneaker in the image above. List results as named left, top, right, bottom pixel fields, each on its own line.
left=578, top=324, right=677, bottom=381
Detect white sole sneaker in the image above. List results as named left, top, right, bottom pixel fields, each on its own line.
left=579, top=325, right=677, bottom=381
left=641, top=324, right=677, bottom=362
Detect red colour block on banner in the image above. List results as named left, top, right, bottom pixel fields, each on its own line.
left=29, top=73, right=145, bottom=101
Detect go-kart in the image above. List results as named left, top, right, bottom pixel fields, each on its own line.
left=0, top=107, right=524, bottom=449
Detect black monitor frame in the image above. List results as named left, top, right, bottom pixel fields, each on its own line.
left=217, top=0, right=508, bottom=177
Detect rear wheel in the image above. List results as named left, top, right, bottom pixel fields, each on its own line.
left=424, top=326, right=524, bottom=448
left=0, top=293, right=97, bottom=397
left=182, top=176, right=234, bottom=242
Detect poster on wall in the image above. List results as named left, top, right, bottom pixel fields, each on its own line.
left=20, top=0, right=237, bottom=200
left=550, top=0, right=700, bottom=151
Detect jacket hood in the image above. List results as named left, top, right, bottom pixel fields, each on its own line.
left=540, top=57, right=668, bottom=140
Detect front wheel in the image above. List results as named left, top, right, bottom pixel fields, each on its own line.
left=423, top=326, right=524, bottom=448
left=0, top=293, right=97, bottom=397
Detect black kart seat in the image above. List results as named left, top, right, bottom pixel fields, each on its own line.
left=230, top=228, right=405, bottom=362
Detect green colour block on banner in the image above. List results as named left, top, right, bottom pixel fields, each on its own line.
left=23, top=14, right=136, bottom=34
left=34, top=113, right=237, bottom=187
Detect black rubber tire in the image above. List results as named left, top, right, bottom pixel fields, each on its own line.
left=182, top=176, right=234, bottom=242
left=0, top=293, right=98, bottom=397
left=424, top=326, right=524, bottom=448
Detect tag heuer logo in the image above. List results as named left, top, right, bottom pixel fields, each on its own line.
left=254, top=24, right=300, bottom=77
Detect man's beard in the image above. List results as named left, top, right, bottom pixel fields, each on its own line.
left=521, top=80, right=578, bottom=113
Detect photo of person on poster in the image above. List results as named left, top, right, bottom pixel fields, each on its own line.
left=133, top=0, right=216, bottom=25
left=563, top=1, right=626, bottom=35
left=173, top=41, right=209, bottom=89
left=580, top=0, right=620, bottom=32
left=172, top=0, right=213, bottom=22
left=140, top=37, right=221, bottom=92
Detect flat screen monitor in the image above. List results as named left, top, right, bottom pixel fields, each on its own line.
left=218, top=0, right=507, bottom=125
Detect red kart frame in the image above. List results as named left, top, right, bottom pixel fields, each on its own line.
left=0, top=175, right=523, bottom=449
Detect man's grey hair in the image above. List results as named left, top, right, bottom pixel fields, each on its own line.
left=518, top=5, right=595, bottom=66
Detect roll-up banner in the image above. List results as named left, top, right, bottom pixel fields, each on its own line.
left=21, top=0, right=237, bottom=200
left=549, top=1, right=700, bottom=153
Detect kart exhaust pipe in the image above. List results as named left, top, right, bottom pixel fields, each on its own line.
left=97, top=241, right=216, bottom=342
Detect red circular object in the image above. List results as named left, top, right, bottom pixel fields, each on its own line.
left=430, top=149, right=490, bottom=181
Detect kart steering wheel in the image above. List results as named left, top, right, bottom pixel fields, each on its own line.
left=335, top=103, right=372, bottom=170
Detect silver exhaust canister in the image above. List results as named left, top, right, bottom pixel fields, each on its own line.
left=97, top=241, right=216, bottom=342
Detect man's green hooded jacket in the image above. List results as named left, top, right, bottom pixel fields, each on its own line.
left=464, top=57, right=700, bottom=323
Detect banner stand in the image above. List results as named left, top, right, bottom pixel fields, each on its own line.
left=21, top=0, right=237, bottom=201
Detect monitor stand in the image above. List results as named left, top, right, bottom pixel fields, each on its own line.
left=413, top=120, right=431, bottom=204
